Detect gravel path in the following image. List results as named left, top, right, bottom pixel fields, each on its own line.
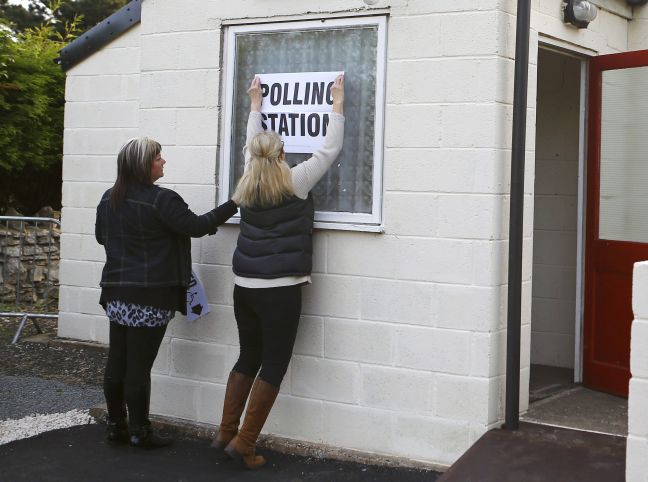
left=0, top=318, right=106, bottom=446
left=0, top=375, right=103, bottom=420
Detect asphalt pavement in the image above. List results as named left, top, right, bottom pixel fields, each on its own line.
left=0, top=424, right=441, bottom=482
left=0, top=330, right=441, bottom=481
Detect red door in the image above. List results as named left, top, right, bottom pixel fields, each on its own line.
left=583, top=50, right=648, bottom=397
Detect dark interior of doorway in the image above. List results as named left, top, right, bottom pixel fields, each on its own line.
left=525, top=47, right=626, bottom=437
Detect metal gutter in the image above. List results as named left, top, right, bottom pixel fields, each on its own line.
left=55, top=0, right=141, bottom=71
left=505, top=0, right=532, bottom=431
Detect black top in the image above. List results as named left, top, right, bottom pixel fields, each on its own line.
left=96, top=185, right=237, bottom=314
left=99, top=286, right=185, bottom=312
left=232, top=195, right=314, bottom=279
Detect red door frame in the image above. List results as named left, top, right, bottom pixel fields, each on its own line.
left=583, top=49, right=648, bottom=397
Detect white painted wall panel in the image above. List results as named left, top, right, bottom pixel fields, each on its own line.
left=628, top=261, right=648, bottom=481
left=58, top=0, right=637, bottom=469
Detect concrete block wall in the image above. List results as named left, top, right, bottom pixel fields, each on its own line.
left=58, top=25, right=141, bottom=342
left=628, top=261, right=648, bottom=482
left=532, top=0, right=632, bottom=55
left=630, top=3, right=648, bottom=51
left=59, top=0, right=637, bottom=468
left=57, top=0, right=517, bottom=466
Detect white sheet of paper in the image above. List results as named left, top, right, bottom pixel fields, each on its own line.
left=257, top=71, right=343, bottom=153
left=185, top=270, right=210, bottom=322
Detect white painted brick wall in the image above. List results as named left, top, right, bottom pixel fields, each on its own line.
left=629, top=4, right=648, bottom=51
left=394, top=414, right=470, bottom=463
left=59, top=24, right=142, bottom=344
left=291, top=356, right=360, bottom=404
left=150, top=374, right=200, bottom=421
left=265, top=395, right=324, bottom=442
left=360, top=278, right=434, bottom=326
left=359, top=366, right=432, bottom=412
left=532, top=0, right=631, bottom=55
left=169, top=339, right=229, bottom=383
left=628, top=262, right=648, bottom=481
left=396, top=327, right=471, bottom=375
left=58, top=0, right=637, bottom=469
left=324, top=318, right=394, bottom=364
left=140, top=31, right=222, bottom=71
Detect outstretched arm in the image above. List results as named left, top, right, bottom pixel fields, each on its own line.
left=291, top=74, right=345, bottom=199
left=243, top=77, right=264, bottom=170
left=157, top=191, right=238, bottom=237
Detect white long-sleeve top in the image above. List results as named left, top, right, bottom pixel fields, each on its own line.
left=234, top=111, right=345, bottom=289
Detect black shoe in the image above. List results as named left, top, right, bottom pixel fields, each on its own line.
left=106, top=421, right=129, bottom=444
left=129, top=426, right=173, bottom=449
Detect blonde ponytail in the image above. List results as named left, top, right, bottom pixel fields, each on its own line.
left=233, top=131, right=294, bottom=209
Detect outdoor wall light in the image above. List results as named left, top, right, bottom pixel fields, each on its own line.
left=563, top=0, right=598, bottom=28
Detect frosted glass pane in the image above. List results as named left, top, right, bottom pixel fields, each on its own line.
left=230, top=26, right=378, bottom=214
left=599, top=66, right=648, bottom=242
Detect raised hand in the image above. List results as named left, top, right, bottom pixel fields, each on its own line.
left=331, top=74, right=344, bottom=115
left=247, top=76, right=262, bottom=112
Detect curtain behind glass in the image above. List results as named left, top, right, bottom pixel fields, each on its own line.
left=599, top=66, right=648, bottom=242
left=231, top=26, right=378, bottom=214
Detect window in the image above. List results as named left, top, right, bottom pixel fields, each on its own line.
left=221, top=17, right=387, bottom=228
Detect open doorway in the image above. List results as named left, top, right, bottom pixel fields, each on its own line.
left=524, top=46, right=627, bottom=436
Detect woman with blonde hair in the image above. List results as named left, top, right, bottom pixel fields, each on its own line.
left=211, top=75, right=345, bottom=469
left=96, top=137, right=238, bottom=448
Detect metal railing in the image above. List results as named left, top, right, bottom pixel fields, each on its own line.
left=0, top=216, right=61, bottom=344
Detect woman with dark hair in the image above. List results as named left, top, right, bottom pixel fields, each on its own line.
left=95, top=137, right=238, bottom=448
left=211, top=75, right=345, bottom=469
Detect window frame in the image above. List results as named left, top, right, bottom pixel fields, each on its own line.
left=219, top=16, right=387, bottom=230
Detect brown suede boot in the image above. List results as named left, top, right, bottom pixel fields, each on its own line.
left=224, top=378, right=280, bottom=469
left=211, top=371, right=255, bottom=455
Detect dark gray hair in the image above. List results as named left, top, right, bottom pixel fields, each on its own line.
left=110, top=137, right=161, bottom=209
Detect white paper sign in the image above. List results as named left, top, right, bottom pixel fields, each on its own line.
left=257, top=71, right=343, bottom=154
left=186, top=270, right=210, bottom=322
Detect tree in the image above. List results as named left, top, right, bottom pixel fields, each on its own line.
left=0, top=0, right=128, bottom=213
left=0, top=0, right=46, bottom=32
left=1, top=0, right=129, bottom=34
left=57, top=0, right=130, bottom=32
left=0, top=2, right=79, bottom=213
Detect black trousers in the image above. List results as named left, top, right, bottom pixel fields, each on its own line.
left=103, top=322, right=167, bottom=430
left=232, top=284, right=302, bottom=387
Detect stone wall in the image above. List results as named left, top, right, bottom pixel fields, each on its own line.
left=0, top=219, right=60, bottom=313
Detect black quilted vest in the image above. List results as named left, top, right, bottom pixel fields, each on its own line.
left=232, top=195, right=315, bottom=279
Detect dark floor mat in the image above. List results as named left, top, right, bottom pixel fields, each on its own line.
left=439, top=422, right=625, bottom=482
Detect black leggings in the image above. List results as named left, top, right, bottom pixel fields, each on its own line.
left=103, top=322, right=167, bottom=430
left=232, top=284, right=302, bottom=387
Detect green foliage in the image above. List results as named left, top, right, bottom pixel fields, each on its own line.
left=0, top=2, right=77, bottom=172
left=0, top=0, right=128, bottom=214
left=0, top=0, right=129, bottom=34
left=57, top=0, right=130, bottom=32
left=0, top=0, right=47, bottom=33
left=0, top=1, right=80, bottom=213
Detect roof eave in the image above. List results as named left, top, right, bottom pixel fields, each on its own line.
left=56, top=0, right=141, bottom=71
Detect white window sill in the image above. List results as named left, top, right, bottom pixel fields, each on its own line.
left=223, top=216, right=384, bottom=233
